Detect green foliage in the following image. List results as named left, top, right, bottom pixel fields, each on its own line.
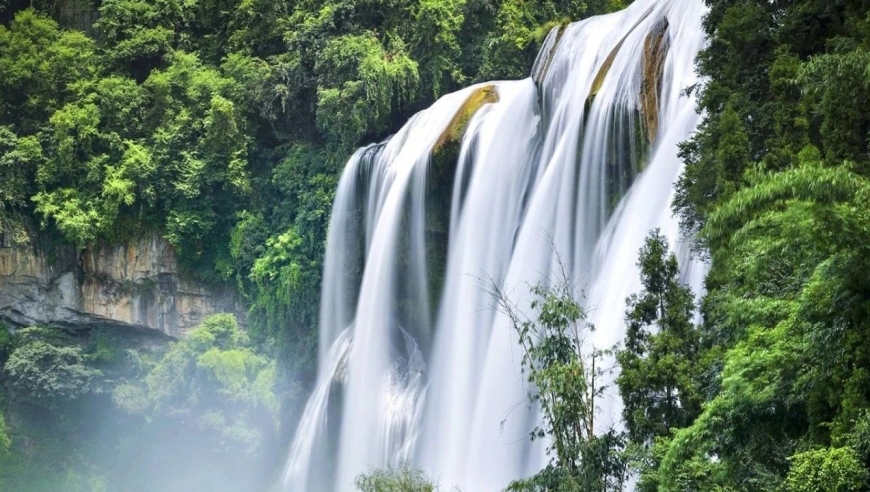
left=95, top=0, right=184, bottom=70
left=355, top=463, right=438, bottom=492
left=849, top=410, right=870, bottom=462
left=409, top=0, right=464, bottom=94
left=798, top=48, right=870, bottom=163
left=785, top=447, right=868, bottom=492
left=661, top=153, right=870, bottom=489
left=315, top=34, right=419, bottom=146
left=5, top=340, right=101, bottom=406
left=113, top=314, right=280, bottom=455
left=0, top=411, right=10, bottom=454
left=0, top=322, right=282, bottom=490
left=0, top=324, right=18, bottom=365
left=617, top=230, right=700, bottom=445
left=615, top=230, right=700, bottom=491
left=665, top=0, right=870, bottom=489
left=246, top=143, right=338, bottom=376
left=0, top=327, right=118, bottom=489
left=0, top=126, right=40, bottom=208
left=494, top=269, right=628, bottom=491
left=85, top=330, right=121, bottom=366
left=0, top=10, right=96, bottom=133
left=674, top=102, right=751, bottom=237
left=229, top=210, right=268, bottom=281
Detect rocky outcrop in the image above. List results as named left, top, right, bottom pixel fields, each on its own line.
left=640, top=18, right=669, bottom=145
left=0, top=232, right=240, bottom=338
left=433, top=84, right=499, bottom=153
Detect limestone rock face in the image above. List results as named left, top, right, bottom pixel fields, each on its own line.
left=0, top=233, right=240, bottom=338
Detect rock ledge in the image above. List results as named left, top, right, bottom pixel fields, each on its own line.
left=0, top=232, right=240, bottom=338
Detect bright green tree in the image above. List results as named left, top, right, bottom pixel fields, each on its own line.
left=785, top=447, right=868, bottom=492
left=113, top=314, right=280, bottom=456
left=662, top=150, right=870, bottom=490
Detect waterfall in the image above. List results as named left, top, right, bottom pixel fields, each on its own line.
left=282, top=0, right=707, bottom=490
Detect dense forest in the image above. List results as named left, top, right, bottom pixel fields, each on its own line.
left=663, top=0, right=870, bottom=488
left=494, top=0, right=870, bottom=490
left=3, top=0, right=870, bottom=489
left=0, top=0, right=624, bottom=489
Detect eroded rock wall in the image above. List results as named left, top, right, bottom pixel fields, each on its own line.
left=0, top=232, right=240, bottom=338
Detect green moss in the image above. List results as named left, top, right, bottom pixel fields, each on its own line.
left=433, top=85, right=499, bottom=153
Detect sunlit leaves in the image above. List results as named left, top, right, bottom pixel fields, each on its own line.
left=315, top=33, right=419, bottom=145
left=662, top=153, right=870, bottom=489
left=32, top=188, right=105, bottom=244
left=0, top=10, right=96, bottom=131
left=785, top=447, right=868, bottom=492
left=0, top=127, right=40, bottom=208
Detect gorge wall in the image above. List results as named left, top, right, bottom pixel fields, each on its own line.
left=0, top=230, right=240, bottom=338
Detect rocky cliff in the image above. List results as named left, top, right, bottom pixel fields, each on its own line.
left=0, top=231, right=240, bottom=338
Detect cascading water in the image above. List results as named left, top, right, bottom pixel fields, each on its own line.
left=282, top=0, right=707, bottom=490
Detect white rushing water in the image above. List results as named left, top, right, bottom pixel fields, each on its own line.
left=282, top=0, right=707, bottom=490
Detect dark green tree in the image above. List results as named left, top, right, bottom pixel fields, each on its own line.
left=617, top=230, right=700, bottom=445
left=5, top=340, right=101, bottom=407
left=615, top=230, right=700, bottom=492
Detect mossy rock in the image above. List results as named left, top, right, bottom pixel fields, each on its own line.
left=433, top=85, right=499, bottom=154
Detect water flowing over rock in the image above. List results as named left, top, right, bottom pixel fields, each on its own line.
left=0, top=230, right=240, bottom=338
left=283, top=0, right=708, bottom=490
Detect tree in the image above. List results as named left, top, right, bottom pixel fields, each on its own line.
left=615, top=230, right=700, bottom=491
left=662, top=151, right=870, bottom=490
left=355, top=463, right=438, bottom=492
left=784, top=447, right=868, bottom=492
left=674, top=103, right=751, bottom=239
left=0, top=9, right=96, bottom=133
left=4, top=340, right=101, bottom=407
left=617, top=230, right=700, bottom=443
left=113, top=314, right=280, bottom=456
left=492, top=263, right=628, bottom=492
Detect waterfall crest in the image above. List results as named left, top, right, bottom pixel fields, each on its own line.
left=283, top=0, right=707, bottom=490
